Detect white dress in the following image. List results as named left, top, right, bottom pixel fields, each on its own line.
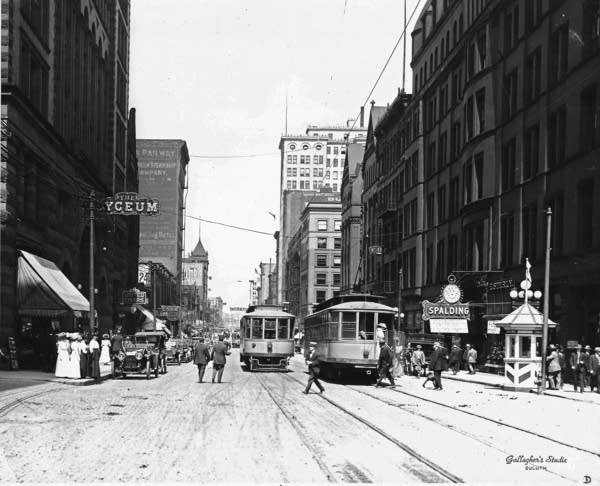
left=55, top=340, right=71, bottom=378
left=100, top=339, right=111, bottom=364
left=67, top=340, right=81, bottom=379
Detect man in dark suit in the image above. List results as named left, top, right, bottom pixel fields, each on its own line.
left=569, top=344, right=590, bottom=392
left=211, top=335, right=230, bottom=383
left=304, top=342, right=325, bottom=394
left=193, top=337, right=211, bottom=383
left=590, top=347, right=600, bottom=394
left=429, top=341, right=447, bottom=390
left=376, top=339, right=396, bottom=387
left=449, top=344, right=463, bottom=374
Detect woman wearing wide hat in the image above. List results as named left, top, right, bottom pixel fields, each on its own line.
left=89, top=333, right=101, bottom=380
left=54, top=333, right=70, bottom=378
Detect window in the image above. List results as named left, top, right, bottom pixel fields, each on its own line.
left=333, top=255, right=341, bottom=267
left=264, top=319, right=276, bottom=339
left=522, top=203, right=538, bottom=261
left=334, top=237, right=341, bottom=249
left=437, top=185, right=447, bottom=223
left=341, top=312, right=357, bottom=339
left=525, top=48, right=541, bottom=103
left=451, top=121, right=461, bottom=159
left=252, top=318, right=263, bottom=339
left=577, top=180, right=594, bottom=249
left=524, top=124, right=539, bottom=179
left=503, top=68, right=518, bottom=120
left=549, top=23, right=569, bottom=85
left=21, top=0, right=50, bottom=42
left=317, top=237, right=327, bottom=249
left=425, top=245, right=434, bottom=284
left=427, top=192, right=435, bottom=228
left=358, top=312, right=375, bottom=340
left=316, top=273, right=327, bottom=285
left=316, top=291, right=327, bottom=303
left=439, top=132, right=448, bottom=167
left=19, top=39, right=49, bottom=117
left=449, top=177, right=460, bottom=217
left=501, top=212, right=515, bottom=268
left=475, top=88, right=485, bottom=134
left=334, top=220, right=341, bottom=231
left=316, top=254, right=327, bottom=267
left=402, top=248, right=417, bottom=288
left=436, top=239, right=446, bottom=282
left=502, top=138, right=516, bottom=191
left=548, top=106, right=566, bottom=167
left=333, top=273, right=341, bottom=286
left=427, top=142, right=436, bottom=176
left=580, top=84, right=599, bottom=151
left=277, top=319, right=289, bottom=339
left=464, top=163, right=473, bottom=204
left=504, top=5, right=519, bottom=52
left=317, top=220, right=327, bottom=231
left=448, top=235, right=458, bottom=274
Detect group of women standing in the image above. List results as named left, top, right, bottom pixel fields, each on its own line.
left=54, top=332, right=102, bottom=380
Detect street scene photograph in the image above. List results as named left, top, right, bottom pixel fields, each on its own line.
left=1, top=0, right=600, bottom=484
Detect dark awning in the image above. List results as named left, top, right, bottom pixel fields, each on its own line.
left=17, top=250, right=90, bottom=317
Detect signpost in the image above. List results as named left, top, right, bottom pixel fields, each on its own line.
left=103, top=192, right=160, bottom=216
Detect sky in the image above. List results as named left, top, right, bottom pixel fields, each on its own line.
left=129, top=0, right=421, bottom=309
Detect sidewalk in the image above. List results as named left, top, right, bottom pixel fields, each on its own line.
left=0, top=363, right=113, bottom=387
left=441, top=369, right=600, bottom=405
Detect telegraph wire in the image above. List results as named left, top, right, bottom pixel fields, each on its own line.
left=189, top=152, right=277, bottom=159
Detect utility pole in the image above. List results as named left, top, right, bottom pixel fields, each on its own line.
left=89, top=191, right=95, bottom=334
left=149, top=261, right=157, bottom=331
left=540, top=207, right=552, bottom=394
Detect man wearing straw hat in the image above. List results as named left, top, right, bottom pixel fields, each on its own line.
left=304, top=342, right=324, bottom=394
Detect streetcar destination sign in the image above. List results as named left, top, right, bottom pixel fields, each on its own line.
left=103, top=192, right=160, bottom=216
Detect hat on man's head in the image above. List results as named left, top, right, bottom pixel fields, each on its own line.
left=595, top=347, right=600, bottom=353
left=466, top=344, right=471, bottom=348
left=416, top=345, right=422, bottom=349
left=377, top=323, right=387, bottom=330
left=548, top=344, right=556, bottom=350
left=585, top=345, right=591, bottom=350
left=309, top=341, right=317, bottom=347
left=433, top=341, right=440, bottom=347
left=102, top=333, right=109, bottom=339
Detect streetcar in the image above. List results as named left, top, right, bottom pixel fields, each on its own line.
left=239, top=304, right=295, bottom=371
left=231, top=331, right=241, bottom=348
left=303, top=294, right=397, bottom=380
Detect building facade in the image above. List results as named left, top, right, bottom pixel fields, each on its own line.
left=1, top=0, right=138, bottom=353
left=340, top=142, right=365, bottom=294
left=285, top=192, right=342, bottom=327
left=181, top=227, right=209, bottom=334
left=366, top=0, right=600, bottom=355
left=256, top=261, right=275, bottom=305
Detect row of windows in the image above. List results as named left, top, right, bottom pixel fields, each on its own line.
left=315, top=273, right=341, bottom=286
left=286, top=168, right=343, bottom=179
left=241, top=318, right=293, bottom=340
left=316, top=254, right=341, bottom=268
left=317, top=220, right=342, bottom=231
left=286, top=180, right=339, bottom=191
left=317, top=237, right=341, bottom=249
left=304, top=311, right=394, bottom=340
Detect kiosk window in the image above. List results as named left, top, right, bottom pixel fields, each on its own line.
left=264, top=319, right=276, bottom=339
left=252, top=319, right=263, bottom=339
left=508, top=336, right=516, bottom=358
left=519, top=336, right=531, bottom=358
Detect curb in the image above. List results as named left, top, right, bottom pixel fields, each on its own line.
left=441, top=373, right=503, bottom=388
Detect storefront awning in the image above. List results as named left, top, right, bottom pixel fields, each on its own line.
left=429, top=318, right=469, bottom=334
left=17, top=250, right=90, bottom=317
left=134, top=304, right=172, bottom=337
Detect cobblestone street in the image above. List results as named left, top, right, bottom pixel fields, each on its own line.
left=1, top=350, right=598, bottom=483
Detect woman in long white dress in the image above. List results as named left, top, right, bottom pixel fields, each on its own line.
left=54, top=334, right=71, bottom=378
left=67, top=334, right=81, bottom=379
left=99, top=334, right=111, bottom=364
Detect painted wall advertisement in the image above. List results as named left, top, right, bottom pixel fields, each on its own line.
left=137, top=141, right=184, bottom=276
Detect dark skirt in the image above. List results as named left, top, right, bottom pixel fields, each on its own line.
left=80, top=353, right=89, bottom=378
left=90, top=349, right=100, bottom=379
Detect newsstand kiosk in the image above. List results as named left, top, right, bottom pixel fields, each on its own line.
left=497, top=303, right=557, bottom=391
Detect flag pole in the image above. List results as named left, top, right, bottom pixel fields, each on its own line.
left=539, top=208, right=552, bottom=394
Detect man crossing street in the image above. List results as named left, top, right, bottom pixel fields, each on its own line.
left=376, top=340, right=396, bottom=388
left=193, top=337, right=211, bottom=383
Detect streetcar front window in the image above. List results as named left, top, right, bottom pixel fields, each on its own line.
left=341, top=312, right=357, bottom=339
left=278, top=318, right=288, bottom=339
left=376, top=313, right=394, bottom=331
left=330, top=311, right=340, bottom=339
left=252, top=318, right=262, bottom=339
left=264, top=319, right=276, bottom=339
left=358, top=312, right=375, bottom=340
left=245, top=320, right=251, bottom=338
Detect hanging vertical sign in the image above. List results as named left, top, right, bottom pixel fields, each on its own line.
left=103, top=192, right=160, bottom=216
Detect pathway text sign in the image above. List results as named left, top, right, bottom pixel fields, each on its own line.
left=103, top=192, right=159, bottom=216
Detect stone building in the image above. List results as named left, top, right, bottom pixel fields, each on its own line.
left=0, top=0, right=138, bottom=356
left=181, top=225, right=209, bottom=333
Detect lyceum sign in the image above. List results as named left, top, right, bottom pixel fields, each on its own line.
left=103, top=192, right=159, bottom=216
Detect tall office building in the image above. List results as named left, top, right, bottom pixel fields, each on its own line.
left=277, top=119, right=367, bottom=304
left=181, top=225, right=209, bottom=330
left=0, top=0, right=137, bottom=351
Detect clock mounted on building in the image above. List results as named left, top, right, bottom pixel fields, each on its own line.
left=442, top=284, right=462, bottom=304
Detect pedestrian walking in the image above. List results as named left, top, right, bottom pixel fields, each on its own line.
left=590, top=347, right=600, bottom=394
left=376, top=340, right=396, bottom=388
left=546, top=345, right=561, bottom=390
left=428, top=341, right=447, bottom=390
left=89, top=333, right=101, bottom=381
left=412, top=345, right=426, bottom=377
left=584, top=345, right=593, bottom=391
left=449, top=344, right=462, bottom=375
left=376, top=323, right=386, bottom=343
left=304, top=341, right=324, bottom=394
left=462, top=345, right=470, bottom=371
left=393, top=339, right=404, bottom=379
left=193, top=336, right=211, bottom=383
left=569, top=344, right=589, bottom=393
left=557, top=345, right=566, bottom=390
left=210, top=335, right=230, bottom=383
left=467, top=344, right=478, bottom=374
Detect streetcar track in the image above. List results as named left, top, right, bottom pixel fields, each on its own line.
left=383, top=385, right=600, bottom=459
left=344, top=385, right=576, bottom=484
left=282, top=373, right=463, bottom=483
left=254, top=373, right=338, bottom=483
left=0, top=388, right=62, bottom=418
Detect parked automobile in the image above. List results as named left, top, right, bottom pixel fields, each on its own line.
left=121, top=331, right=168, bottom=379
left=165, top=339, right=182, bottom=365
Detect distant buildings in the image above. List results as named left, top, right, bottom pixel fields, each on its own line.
left=256, top=261, right=276, bottom=305
left=0, top=0, right=138, bottom=351
left=181, top=224, right=209, bottom=333
left=285, top=193, right=342, bottom=326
